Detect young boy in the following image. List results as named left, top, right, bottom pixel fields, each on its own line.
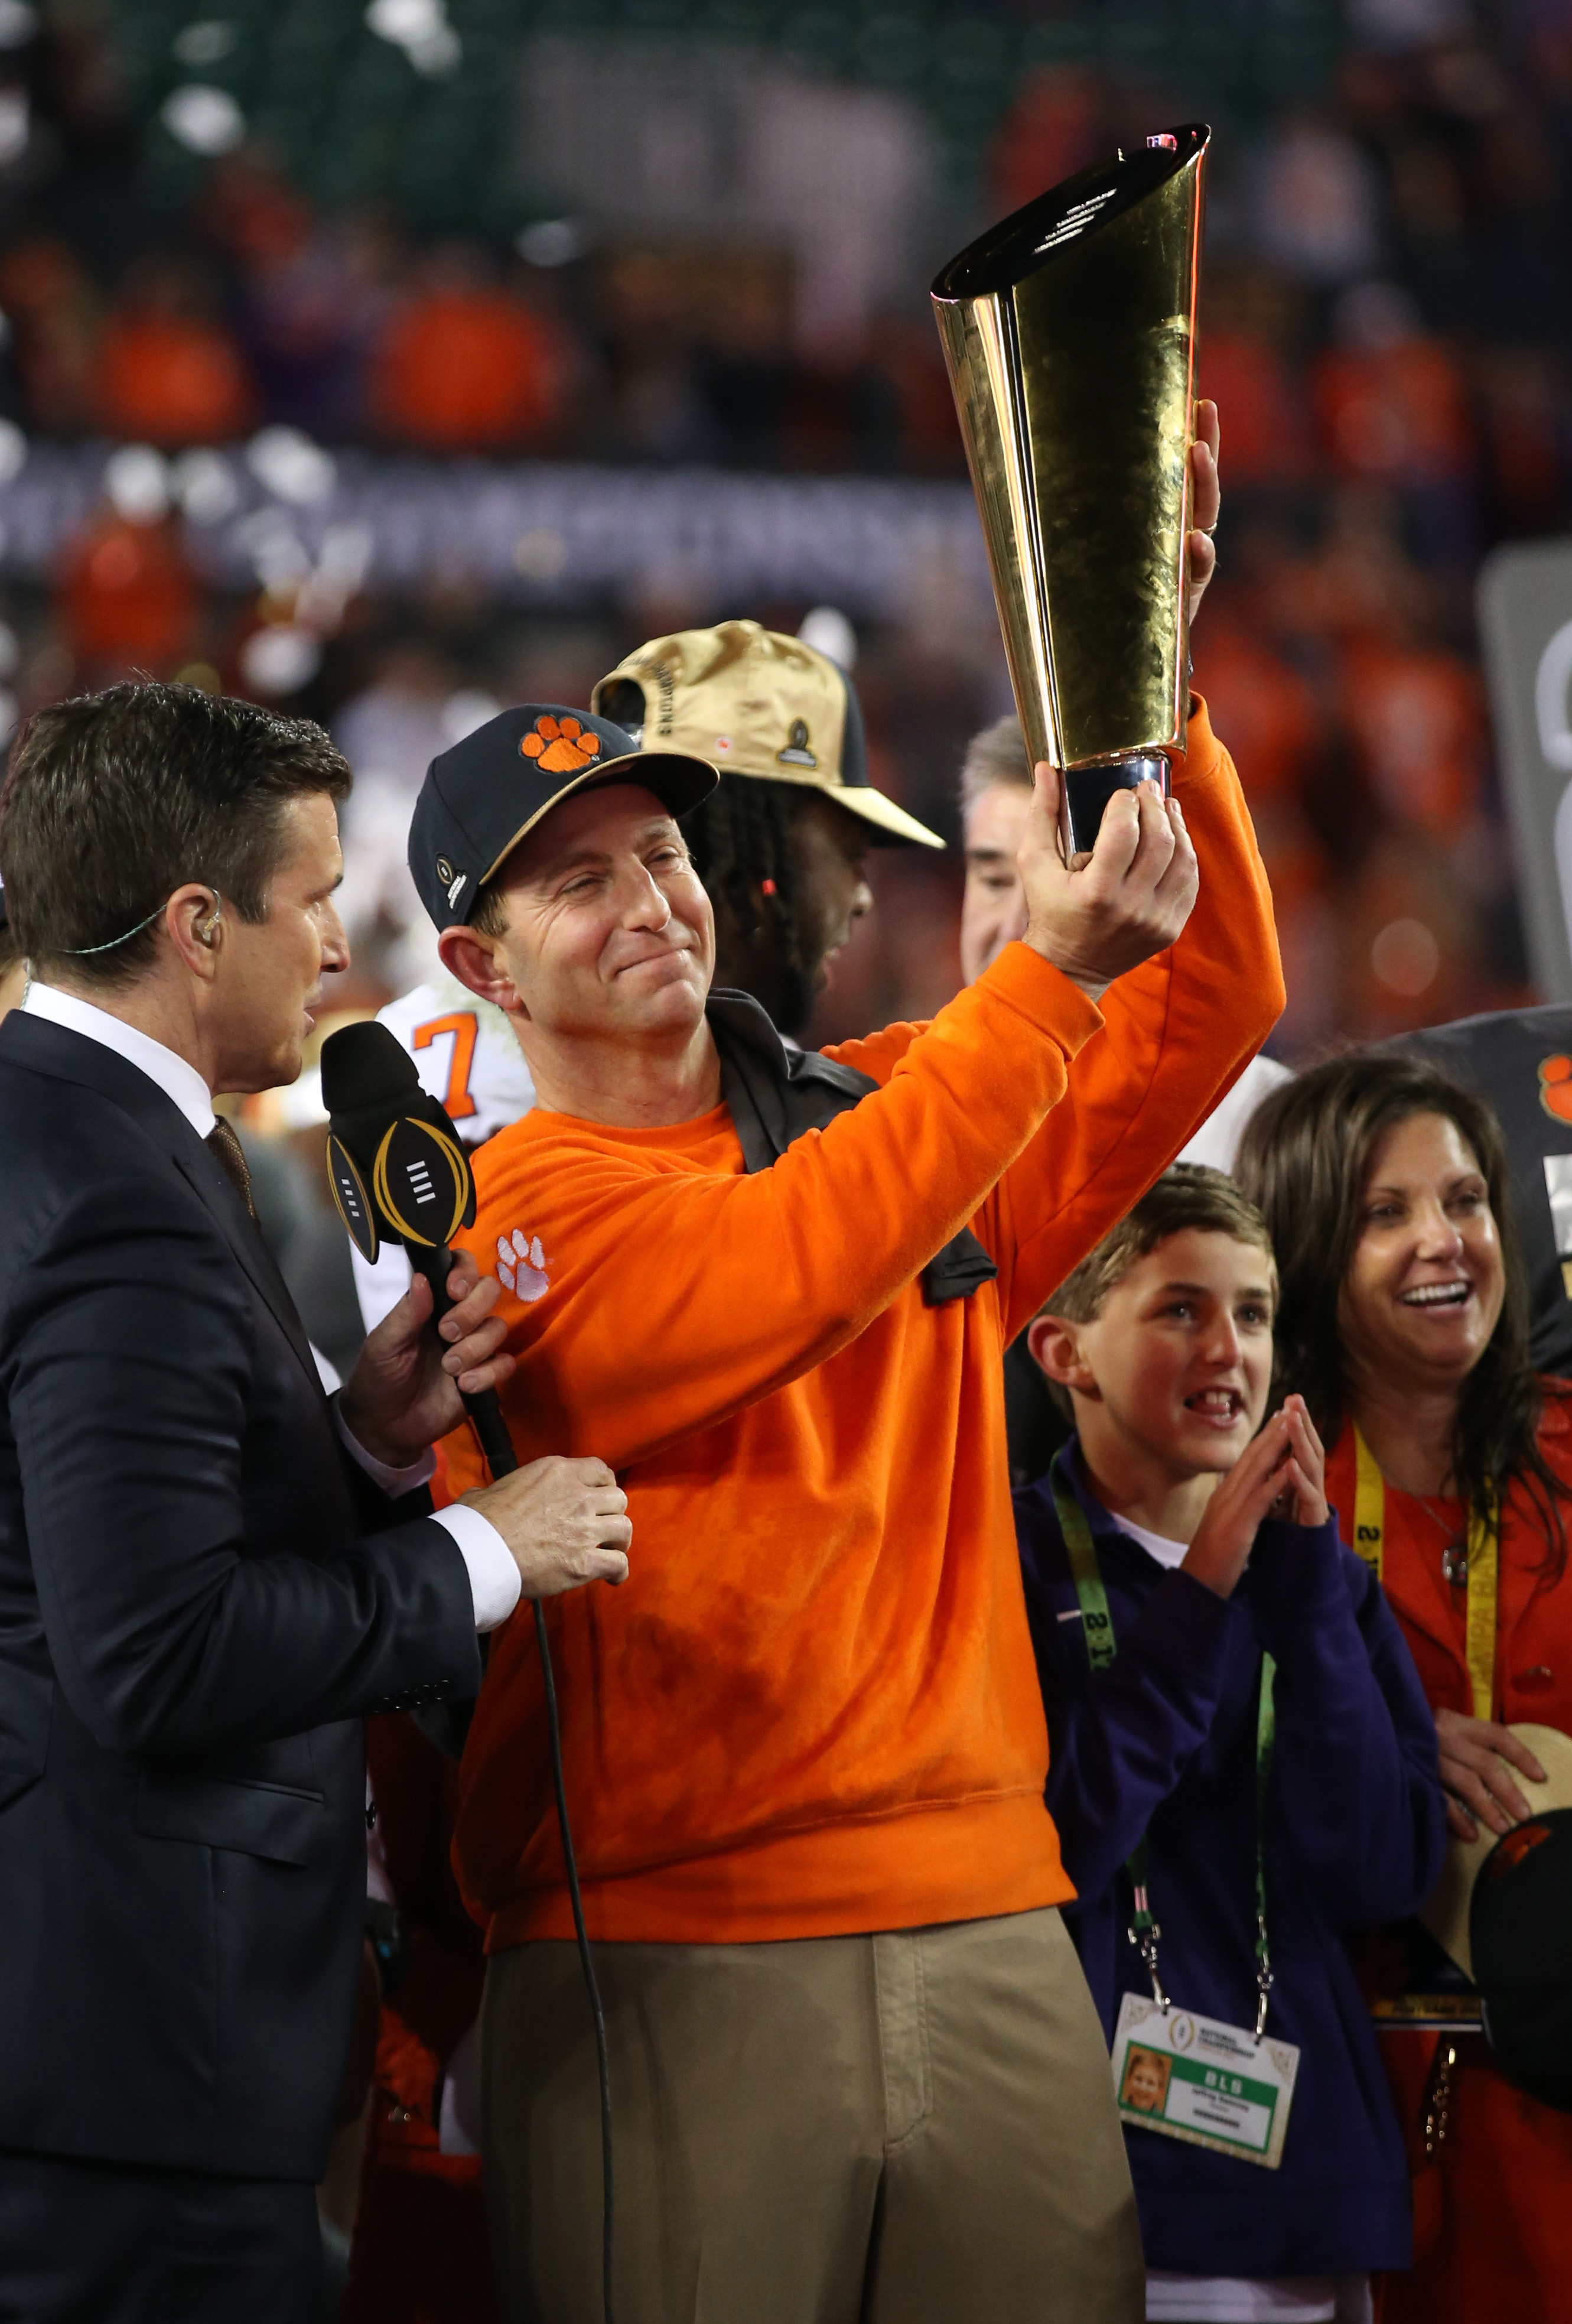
left=1016, top=1166, right=1446, bottom=2324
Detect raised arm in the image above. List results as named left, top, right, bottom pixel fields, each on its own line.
left=974, top=702, right=1283, bottom=1340
left=461, top=951, right=1102, bottom=1472
left=9, top=1176, right=482, bottom=1760
left=455, top=767, right=1198, bottom=1474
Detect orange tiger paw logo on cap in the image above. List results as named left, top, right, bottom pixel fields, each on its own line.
left=521, top=713, right=603, bottom=776
left=1540, top=1054, right=1572, bottom=1124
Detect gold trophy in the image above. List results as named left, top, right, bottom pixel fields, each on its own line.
left=932, top=123, right=1209, bottom=856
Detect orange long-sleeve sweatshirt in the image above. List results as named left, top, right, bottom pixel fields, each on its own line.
left=444, top=700, right=1283, bottom=1949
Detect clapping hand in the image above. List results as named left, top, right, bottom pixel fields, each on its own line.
left=1181, top=1396, right=1327, bottom=1601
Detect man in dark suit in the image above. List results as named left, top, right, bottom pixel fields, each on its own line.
left=0, top=681, right=632, bottom=2322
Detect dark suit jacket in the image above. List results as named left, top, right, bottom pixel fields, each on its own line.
left=0, top=1013, right=483, bottom=2181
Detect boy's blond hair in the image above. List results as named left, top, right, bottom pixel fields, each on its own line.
left=1042, top=1164, right=1276, bottom=1328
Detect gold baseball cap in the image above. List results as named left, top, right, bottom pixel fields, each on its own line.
left=591, top=619, right=945, bottom=850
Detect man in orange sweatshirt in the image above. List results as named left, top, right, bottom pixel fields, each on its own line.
left=402, top=556, right=1281, bottom=2316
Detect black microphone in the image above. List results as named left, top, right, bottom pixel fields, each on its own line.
left=320, top=1019, right=517, bottom=1480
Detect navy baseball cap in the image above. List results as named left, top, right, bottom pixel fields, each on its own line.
left=408, top=703, right=718, bottom=932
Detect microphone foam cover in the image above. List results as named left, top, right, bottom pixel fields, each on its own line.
left=320, top=1019, right=421, bottom=1116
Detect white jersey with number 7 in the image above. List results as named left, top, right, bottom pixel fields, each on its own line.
left=349, top=967, right=536, bottom=1334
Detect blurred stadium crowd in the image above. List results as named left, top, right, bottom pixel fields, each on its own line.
left=0, top=0, right=1566, bottom=1064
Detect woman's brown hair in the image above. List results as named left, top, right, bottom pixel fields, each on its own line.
left=1235, top=1051, right=1567, bottom=1572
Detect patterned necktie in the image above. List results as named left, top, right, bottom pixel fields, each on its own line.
left=207, top=1117, right=258, bottom=1223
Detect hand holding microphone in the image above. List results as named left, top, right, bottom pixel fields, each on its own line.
left=322, top=1019, right=519, bottom=1476
left=339, top=1250, right=514, bottom=1471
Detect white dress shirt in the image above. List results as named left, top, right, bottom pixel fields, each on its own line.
left=22, top=981, right=520, bottom=1630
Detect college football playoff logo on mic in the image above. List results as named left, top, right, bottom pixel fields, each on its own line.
left=931, top=123, right=1209, bottom=856
left=372, top=1114, right=471, bottom=1249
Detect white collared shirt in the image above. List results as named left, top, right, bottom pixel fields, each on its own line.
left=21, top=979, right=519, bottom=1631
left=24, top=979, right=216, bottom=1137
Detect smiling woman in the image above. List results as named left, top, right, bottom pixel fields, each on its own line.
left=1237, top=1054, right=1567, bottom=1623
left=1237, top=1052, right=1572, bottom=2324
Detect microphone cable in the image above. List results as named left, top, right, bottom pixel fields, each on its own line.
left=458, top=1358, right=617, bottom=2324
left=530, top=1594, right=616, bottom=2324
left=465, top=1401, right=616, bottom=2324
left=321, top=1021, right=616, bottom=2324
left=457, top=1389, right=616, bottom=2324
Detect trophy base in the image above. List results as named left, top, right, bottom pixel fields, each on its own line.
left=1063, top=753, right=1169, bottom=859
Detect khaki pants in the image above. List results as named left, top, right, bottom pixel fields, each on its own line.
left=481, top=1906, right=1143, bottom=2324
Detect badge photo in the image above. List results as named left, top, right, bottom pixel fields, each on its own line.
left=1111, top=1993, right=1300, bottom=2171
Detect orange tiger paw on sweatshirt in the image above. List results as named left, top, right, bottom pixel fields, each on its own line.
left=443, top=698, right=1283, bottom=1951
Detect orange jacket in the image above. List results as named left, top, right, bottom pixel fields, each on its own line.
left=1326, top=1410, right=1572, bottom=2324
left=445, top=701, right=1283, bottom=1949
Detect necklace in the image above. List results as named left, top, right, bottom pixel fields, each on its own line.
left=1412, top=1491, right=1470, bottom=1586
left=1352, top=1428, right=1501, bottom=1721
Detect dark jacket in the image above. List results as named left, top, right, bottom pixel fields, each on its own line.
left=0, top=1014, right=482, bottom=2181
left=1015, top=1442, right=1446, bottom=2277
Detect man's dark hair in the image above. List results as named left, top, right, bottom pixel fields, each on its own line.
left=685, top=778, right=818, bottom=1037
left=1236, top=1050, right=1568, bottom=1578
left=0, top=682, right=351, bottom=987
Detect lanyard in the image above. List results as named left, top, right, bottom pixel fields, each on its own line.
left=1350, top=1426, right=1498, bottom=1721
left=1050, top=1456, right=1278, bottom=2039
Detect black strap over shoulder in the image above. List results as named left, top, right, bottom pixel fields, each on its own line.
left=707, top=988, right=998, bottom=1308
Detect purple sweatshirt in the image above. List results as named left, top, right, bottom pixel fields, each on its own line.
left=1015, top=1441, right=1446, bottom=2277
